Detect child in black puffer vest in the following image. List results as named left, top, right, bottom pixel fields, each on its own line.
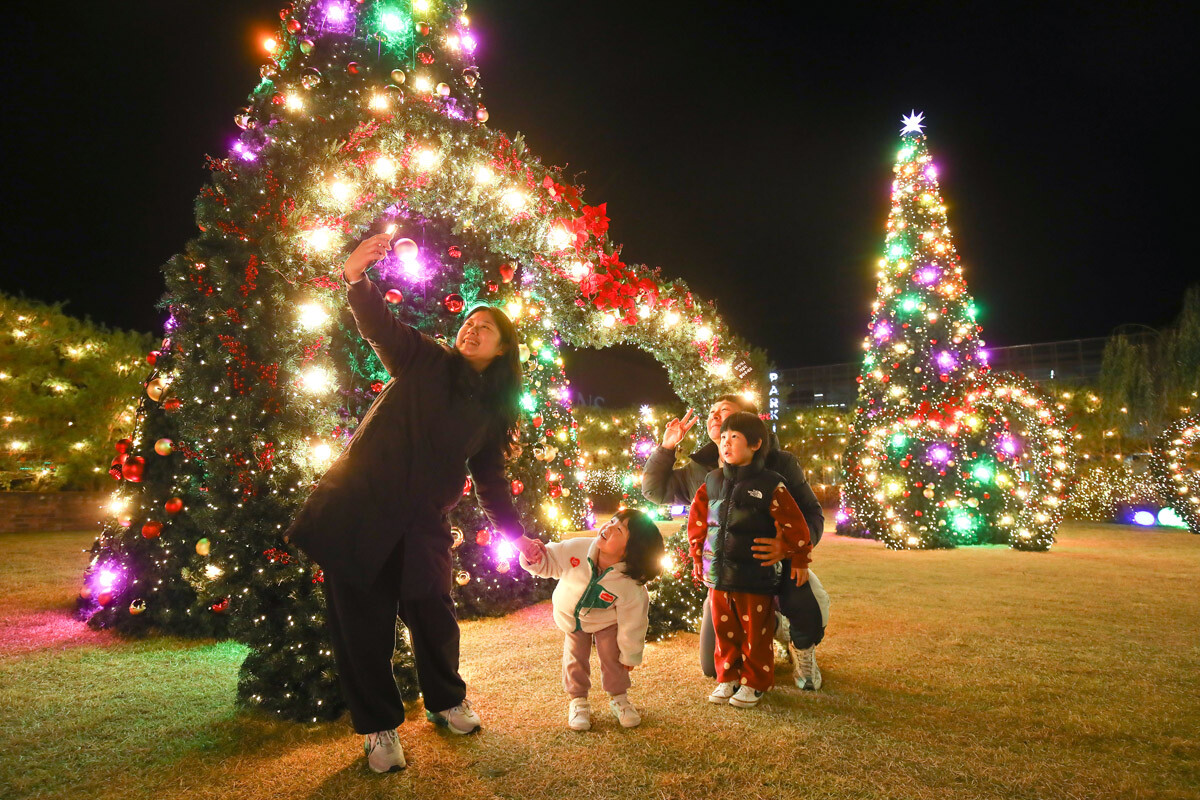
left=686, top=412, right=812, bottom=708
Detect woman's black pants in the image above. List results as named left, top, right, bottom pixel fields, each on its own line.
left=323, top=540, right=466, bottom=734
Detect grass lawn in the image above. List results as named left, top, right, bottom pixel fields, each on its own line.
left=1, top=523, right=1197, bottom=800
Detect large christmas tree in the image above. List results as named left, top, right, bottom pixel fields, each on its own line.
left=80, top=0, right=762, bottom=720
left=840, top=113, right=1075, bottom=551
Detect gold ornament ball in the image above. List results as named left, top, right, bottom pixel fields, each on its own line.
left=196, top=538, right=211, bottom=556
left=561, top=487, right=570, bottom=497
left=923, top=488, right=935, bottom=499
left=475, top=106, right=489, bottom=123
left=154, top=438, right=174, bottom=456
left=436, top=82, right=451, bottom=97
left=455, top=570, right=471, bottom=586
left=390, top=68, right=406, bottom=84
left=451, top=527, right=464, bottom=548
left=146, top=377, right=167, bottom=402
left=129, top=599, right=146, bottom=615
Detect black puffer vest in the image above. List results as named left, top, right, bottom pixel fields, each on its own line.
left=699, top=453, right=785, bottom=594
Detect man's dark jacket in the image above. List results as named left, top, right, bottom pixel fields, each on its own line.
left=285, top=278, right=523, bottom=594
left=641, top=435, right=824, bottom=546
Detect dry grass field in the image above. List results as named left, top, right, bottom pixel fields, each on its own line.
left=2, top=523, right=1197, bottom=800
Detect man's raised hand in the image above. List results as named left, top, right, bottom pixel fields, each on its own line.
left=661, top=408, right=698, bottom=450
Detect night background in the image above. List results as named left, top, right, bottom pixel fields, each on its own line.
left=4, top=0, right=1195, bottom=403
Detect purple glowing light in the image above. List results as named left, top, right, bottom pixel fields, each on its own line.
left=915, top=266, right=940, bottom=285
left=998, top=436, right=1018, bottom=455
left=936, top=351, right=957, bottom=370
left=836, top=509, right=850, bottom=524
left=233, top=141, right=257, bottom=162
left=978, top=349, right=990, bottom=365
left=635, top=440, right=655, bottom=458
left=461, top=34, right=478, bottom=52
left=1132, top=510, right=1156, bottom=526
left=317, top=1, right=355, bottom=33
left=928, top=444, right=951, bottom=463
left=873, top=322, right=892, bottom=342
left=925, top=165, right=938, bottom=180
left=95, top=568, right=120, bottom=592
left=494, top=538, right=516, bottom=561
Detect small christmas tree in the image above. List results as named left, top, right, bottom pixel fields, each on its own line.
left=840, top=113, right=1074, bottom=551
left=81, top=0, right=762, bottom=720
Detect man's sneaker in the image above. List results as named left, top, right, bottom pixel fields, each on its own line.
left=610, top=694, right=641, bottom=728
left=426, top=699, right=481, bottom=734
left=363, top=728, right=406, bottom=773
left=789, top=642, right=823, bottom=691
left=708, top=681, right=738, bottom=704
left=728, top=685, right=765, bottom=708
left=773, top=612, right=792, bottom=662
left=568, top=698, right=591, bottom=731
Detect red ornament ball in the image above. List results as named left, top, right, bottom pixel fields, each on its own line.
left=165, top=497, right=184, bottom=515
left=211, top=598, right=230, bottom=614
left=444, top=293, right=465, bottom=314
left=499, top=263, right=515, bottom=283
left=122, top=456, right=146, bottom=483
left=286, top=18, right=302, bottom=34
left=486, top=281, right=498, bottom=294
left=475, top=106, right=489, bottom=123
left=476, top=528, right=492, bottom=546
left=147, top=350, right=160, bottom=365
left=447, top=245, right=462, bottom=259
left=549, top=485, right=562, bottom=498
left=115, top=438, right=132, bottom=454
left=511, top=479, right=524, bottom=495
left=416, top=21, right=432, bottom=36
left=531, top=413, right=544, bottom=428
left=384, top=289, right=404, bottom=304
left=416, top=46, right=435, bottom=64
left=347, top=61, right=360, bottom=75
left=142, top=520, right=163, bottom=539
left=163, top=397, right=183, bottom=412
left=96, top=591, right=113, bottom=606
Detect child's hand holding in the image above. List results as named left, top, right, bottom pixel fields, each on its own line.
left=692, top=559, right=704, bottom=584
left=791, top=565, right=809, bottom=587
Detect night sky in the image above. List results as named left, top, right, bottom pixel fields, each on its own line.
left=4, top=1, right=1195, bottom=405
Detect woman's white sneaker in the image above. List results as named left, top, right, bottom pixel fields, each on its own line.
left=728, top=685, right=765, bottom=708
left=427, top=699, right=481, bottom=734
left=610, top=694, right=641, bottom=728
left=708, top=681, right=738, bottom=704
left=568, top=697, right=591, bottom=731
left=789, top=642, right=823, bottom=691
left=364, top=728, right=406, bottom=773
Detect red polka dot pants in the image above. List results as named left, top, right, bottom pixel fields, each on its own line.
left=710, top=589, right=776, bottom=691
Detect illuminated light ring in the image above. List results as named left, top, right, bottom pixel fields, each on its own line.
left=842, top=373, right=1074, bottom=551
left=265, top=99, right=753, bottom=417
left=1150, top=411, right=1200, bottom=534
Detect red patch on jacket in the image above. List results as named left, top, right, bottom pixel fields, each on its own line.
left=569, top=557, right=580, bottom=567
left=599, top=591, right=615, bottom=603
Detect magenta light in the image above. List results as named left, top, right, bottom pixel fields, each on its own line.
left=916, top=266, right=939, bottom=284
left=494, top=539, right=516, bottom=561
left=978, top=349, right=990, bottom=364
left=873, top=322, right=891, bottom=342
left=928, top=444, right=951, bottom=463
left=836, top=509, right=849, bottom=523
left=325, top=2, right=347, bottom=22
left=96, top=569, right=119, bottom=592
left=925, top=165, right=938, bottom=179
left=462, top=34, right=478, bottom=52
left=937, top=351, right=956, bottom=370
left=999, top=436, right=1018, bottom=455
left=233, top=141, right=257, bottom=162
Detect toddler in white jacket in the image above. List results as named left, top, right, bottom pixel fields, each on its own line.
left=520, top=509, right=665, bottom=731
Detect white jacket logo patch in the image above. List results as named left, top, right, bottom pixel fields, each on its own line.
left=747, top=489, right=762, bottom=499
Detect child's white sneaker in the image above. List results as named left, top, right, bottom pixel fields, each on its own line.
left=708, top=681, right=738, bottom=704
left=568, top=697, right=591, bottom=731
left=729, top=685, right=765, bottom=708
left=363, top=728, right=406, bottom=773
left=426, top=699, right=481, bottom=734
left=610, top=694, right=641, bottom=728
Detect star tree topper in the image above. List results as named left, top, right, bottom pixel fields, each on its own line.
left=900, top=110, right=926, bottom=135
